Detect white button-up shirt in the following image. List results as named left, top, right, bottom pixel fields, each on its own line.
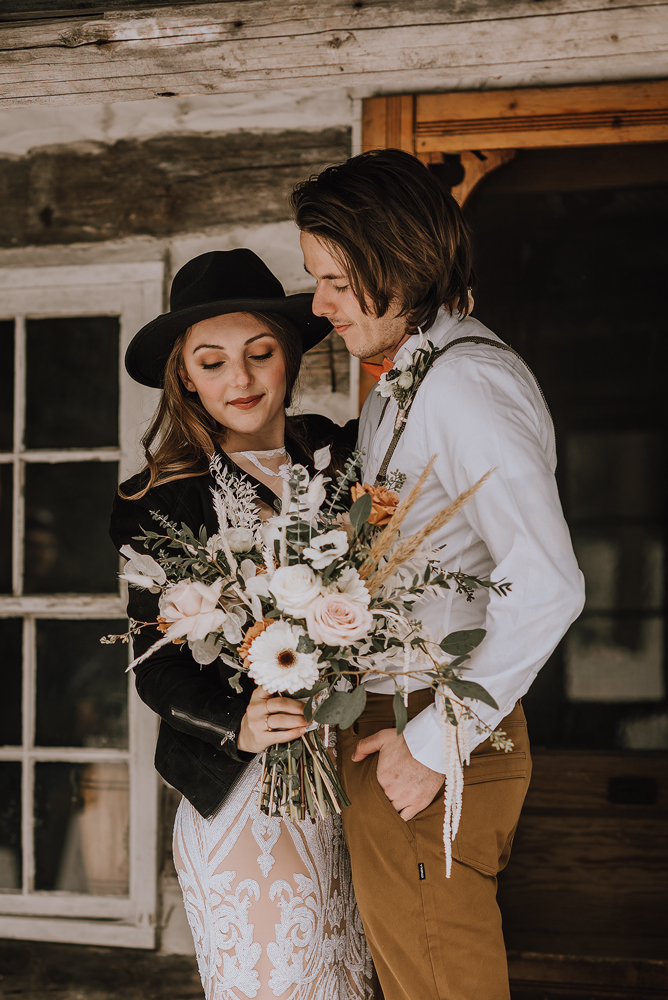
left=358, top=307, right=585, bottom=771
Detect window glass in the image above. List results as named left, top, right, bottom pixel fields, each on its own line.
left=0, top=762, right=21, bottom=891
left=34, top=762, right=129, bottom=895
left=25, top=317, right=119, bottom=450
left=0, top=463, right=12, bottom=593
left=23, top=462, right=119, bottom=594
left=35, top=620, right=128, bottom=749
left=0, top=619, right=22, bottom=746
left=0, top=320, right=13, bottom=452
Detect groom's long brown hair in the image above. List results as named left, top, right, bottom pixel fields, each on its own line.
left=290, top=148, right=474, bottom=333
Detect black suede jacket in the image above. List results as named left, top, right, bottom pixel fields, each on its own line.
left=109, top=414, right=356, bottom=819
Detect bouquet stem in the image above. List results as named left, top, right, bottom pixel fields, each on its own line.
left=258, top=730, right=350, bottom=822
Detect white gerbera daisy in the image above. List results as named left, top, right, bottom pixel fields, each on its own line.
left=246, top=621, right=320, bottom=695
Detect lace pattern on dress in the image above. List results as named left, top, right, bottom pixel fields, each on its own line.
left=173, top=756, right=373, bottom=1000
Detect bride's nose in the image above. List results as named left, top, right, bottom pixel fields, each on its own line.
left=229, top=359, right=253, bottom=388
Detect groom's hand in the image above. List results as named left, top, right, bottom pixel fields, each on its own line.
left=352, top=728, right=444, bottom=821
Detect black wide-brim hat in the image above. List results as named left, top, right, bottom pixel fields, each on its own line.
left=125, top=248, right=331, bottom=388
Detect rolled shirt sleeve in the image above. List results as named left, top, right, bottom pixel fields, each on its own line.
left=401, top=351, right=585, bottom=771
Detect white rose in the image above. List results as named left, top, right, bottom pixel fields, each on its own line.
left=225, top=527, right=255, bottom=552
left=397, top=371, right=413, bottom=390
left=302, top=529, right=349, bottom=570
left=329, top=566, right=370, bottom=607
left=158, top=578, right=227, bottom=641
left=307, top=593, right=373, bottom=646
left=269, top=564, right=323, bottom=618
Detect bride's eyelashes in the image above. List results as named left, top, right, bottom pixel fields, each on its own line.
left=200, top=350, right=274, bottom=371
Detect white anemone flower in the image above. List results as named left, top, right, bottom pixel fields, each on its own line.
left=302, top=530, right=349, bottom=570
left=246, top=621, right=320, bottom=695
left=119, top=544, right=166, bottom=594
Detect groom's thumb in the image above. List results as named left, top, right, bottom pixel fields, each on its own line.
left=351, top=733, right=383, bottom=762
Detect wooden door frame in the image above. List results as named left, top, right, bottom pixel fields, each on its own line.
left=358, top=79, right=668, bottom=410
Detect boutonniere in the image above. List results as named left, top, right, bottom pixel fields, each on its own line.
left=376, top=329, right=446, bottom=427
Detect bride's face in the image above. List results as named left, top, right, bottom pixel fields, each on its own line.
left=180, top=312, right=287, bottom=448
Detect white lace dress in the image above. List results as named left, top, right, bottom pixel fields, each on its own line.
left=173, top=755, right=373, bottom=1000
left=173, top=448, right=373, bottom=1000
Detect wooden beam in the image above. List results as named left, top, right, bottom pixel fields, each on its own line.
left=0, top=0, right=667, bottom=107
left=416, top=79, right=668, bottom=151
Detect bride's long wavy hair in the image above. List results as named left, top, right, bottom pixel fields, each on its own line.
left=121, top=311, right=308, bottom=500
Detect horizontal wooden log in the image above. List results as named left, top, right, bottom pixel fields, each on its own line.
left=0, top=128, right=349, bottom=247
left=0, top=0, right=666, bottom=107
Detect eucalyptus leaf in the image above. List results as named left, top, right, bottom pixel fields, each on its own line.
left=314, top=684, right=367, bottom=728
left=349, top=492, right=373, bottom=534
left=393, top=691, right=408, bottom=735
left=446, top=678, right=498, bottom=709
left=440, top=628, right=487, bottom=655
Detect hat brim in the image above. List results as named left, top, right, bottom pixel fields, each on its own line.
left=125, top=293, right=332, bottom=388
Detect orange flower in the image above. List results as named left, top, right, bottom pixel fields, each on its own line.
left=239, top=619, right=271, bottom=667
left=350, top=482, right=400, bottom=526
left=156, top=616, right=186, bottom=645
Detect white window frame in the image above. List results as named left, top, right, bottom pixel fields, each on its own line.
left=0, top=262, right=163, bottom=948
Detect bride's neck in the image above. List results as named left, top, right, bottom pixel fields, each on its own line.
left=217, top=419, right=286, bottom=454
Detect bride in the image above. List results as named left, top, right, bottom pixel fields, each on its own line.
left=110, top=249, right=374, bottom=1000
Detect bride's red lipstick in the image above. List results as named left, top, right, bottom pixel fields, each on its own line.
left=228, top=394, right=263, bottom=410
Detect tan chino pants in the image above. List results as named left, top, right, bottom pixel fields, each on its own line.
left=338, top=690, right=532, bottom=1000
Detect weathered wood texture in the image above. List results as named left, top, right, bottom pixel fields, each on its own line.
left=0, top=0, right=667, bottom=107
left=0, top=127, right=349, bottom=246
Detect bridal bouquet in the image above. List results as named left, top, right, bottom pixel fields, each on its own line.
left=111, top=448, right=512, bottom=873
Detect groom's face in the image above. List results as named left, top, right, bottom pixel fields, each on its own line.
left=300, top=232, right=409, bottom=360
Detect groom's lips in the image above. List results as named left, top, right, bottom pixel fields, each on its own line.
left=228, top=394, right=263, bottom=410
left=332, top=322, right=352, bottom=335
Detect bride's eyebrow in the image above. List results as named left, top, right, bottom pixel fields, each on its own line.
left=192, top=334, right=275, bottom=354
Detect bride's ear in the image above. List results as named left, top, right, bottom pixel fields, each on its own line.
left=179, top=366, right=196, bottom=393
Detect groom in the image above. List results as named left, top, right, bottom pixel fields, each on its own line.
left=292, top=149, right=585, bottom=1000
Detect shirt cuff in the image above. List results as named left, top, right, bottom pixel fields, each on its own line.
left=403, top=704, right=446, bottom=773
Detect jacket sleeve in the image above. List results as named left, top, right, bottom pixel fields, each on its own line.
left=109, top=484, right=254, bottom=763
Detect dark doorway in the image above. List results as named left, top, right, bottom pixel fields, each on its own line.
left=466, top=142, right=668, bottom=965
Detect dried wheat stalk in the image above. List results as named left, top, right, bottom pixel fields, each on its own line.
left=358, top=456, right=437, bottom=581
left=366, top=469, right=494, bottom=595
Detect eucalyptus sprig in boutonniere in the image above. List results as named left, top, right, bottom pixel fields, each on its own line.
left=376, top=328, right=447, bottom=430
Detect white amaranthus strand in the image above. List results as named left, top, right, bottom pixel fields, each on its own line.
left=402, top=642, right=411, bottom=707
left=436, top=690, right=470, bottom=878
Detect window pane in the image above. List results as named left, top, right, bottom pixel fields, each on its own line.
left=566, top=615, right=665, bottom=703
left=0, top=619, right=22, bottom=746
left=566, top=432, right=663, bottom=520
left=0, top=321, right=13, bottom=452
left=24, top=461, right=119, bottom=594
left=34, top=762, right=129, bottom=895
left=0, top=762, right=21, bottom=891
left=35, top=620, right=128, bottom=749
left=573, top=525, right=664, bottom=613
left=0, top=463, right=12, bottom=593
left=25, top=317, right=119, bottom=449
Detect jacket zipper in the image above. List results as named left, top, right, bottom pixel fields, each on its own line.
left=170, top=707, right=236, bottom=746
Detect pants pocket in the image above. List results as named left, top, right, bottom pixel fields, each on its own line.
left=452, top=749, right=530, bottom=876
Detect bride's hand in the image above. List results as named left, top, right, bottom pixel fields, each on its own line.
left=238, top=685, right=309, bottom=754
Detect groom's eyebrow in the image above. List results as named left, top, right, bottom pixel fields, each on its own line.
left=303, top=264, right=345, bottom=279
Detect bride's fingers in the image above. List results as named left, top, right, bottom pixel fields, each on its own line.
left=267, top=712, right=308, bottom=731
left=260, top=724, right=308, bottom=748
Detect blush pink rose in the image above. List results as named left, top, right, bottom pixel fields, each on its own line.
left=307, top=593, right=373, bottom=647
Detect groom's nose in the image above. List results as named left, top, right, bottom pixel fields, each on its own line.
left=311, top=281, right=334, bottom=318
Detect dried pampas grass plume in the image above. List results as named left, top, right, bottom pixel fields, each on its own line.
left=358, top=456, right=437, bottom=581
left=367, top=468, right=495, bottom=595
